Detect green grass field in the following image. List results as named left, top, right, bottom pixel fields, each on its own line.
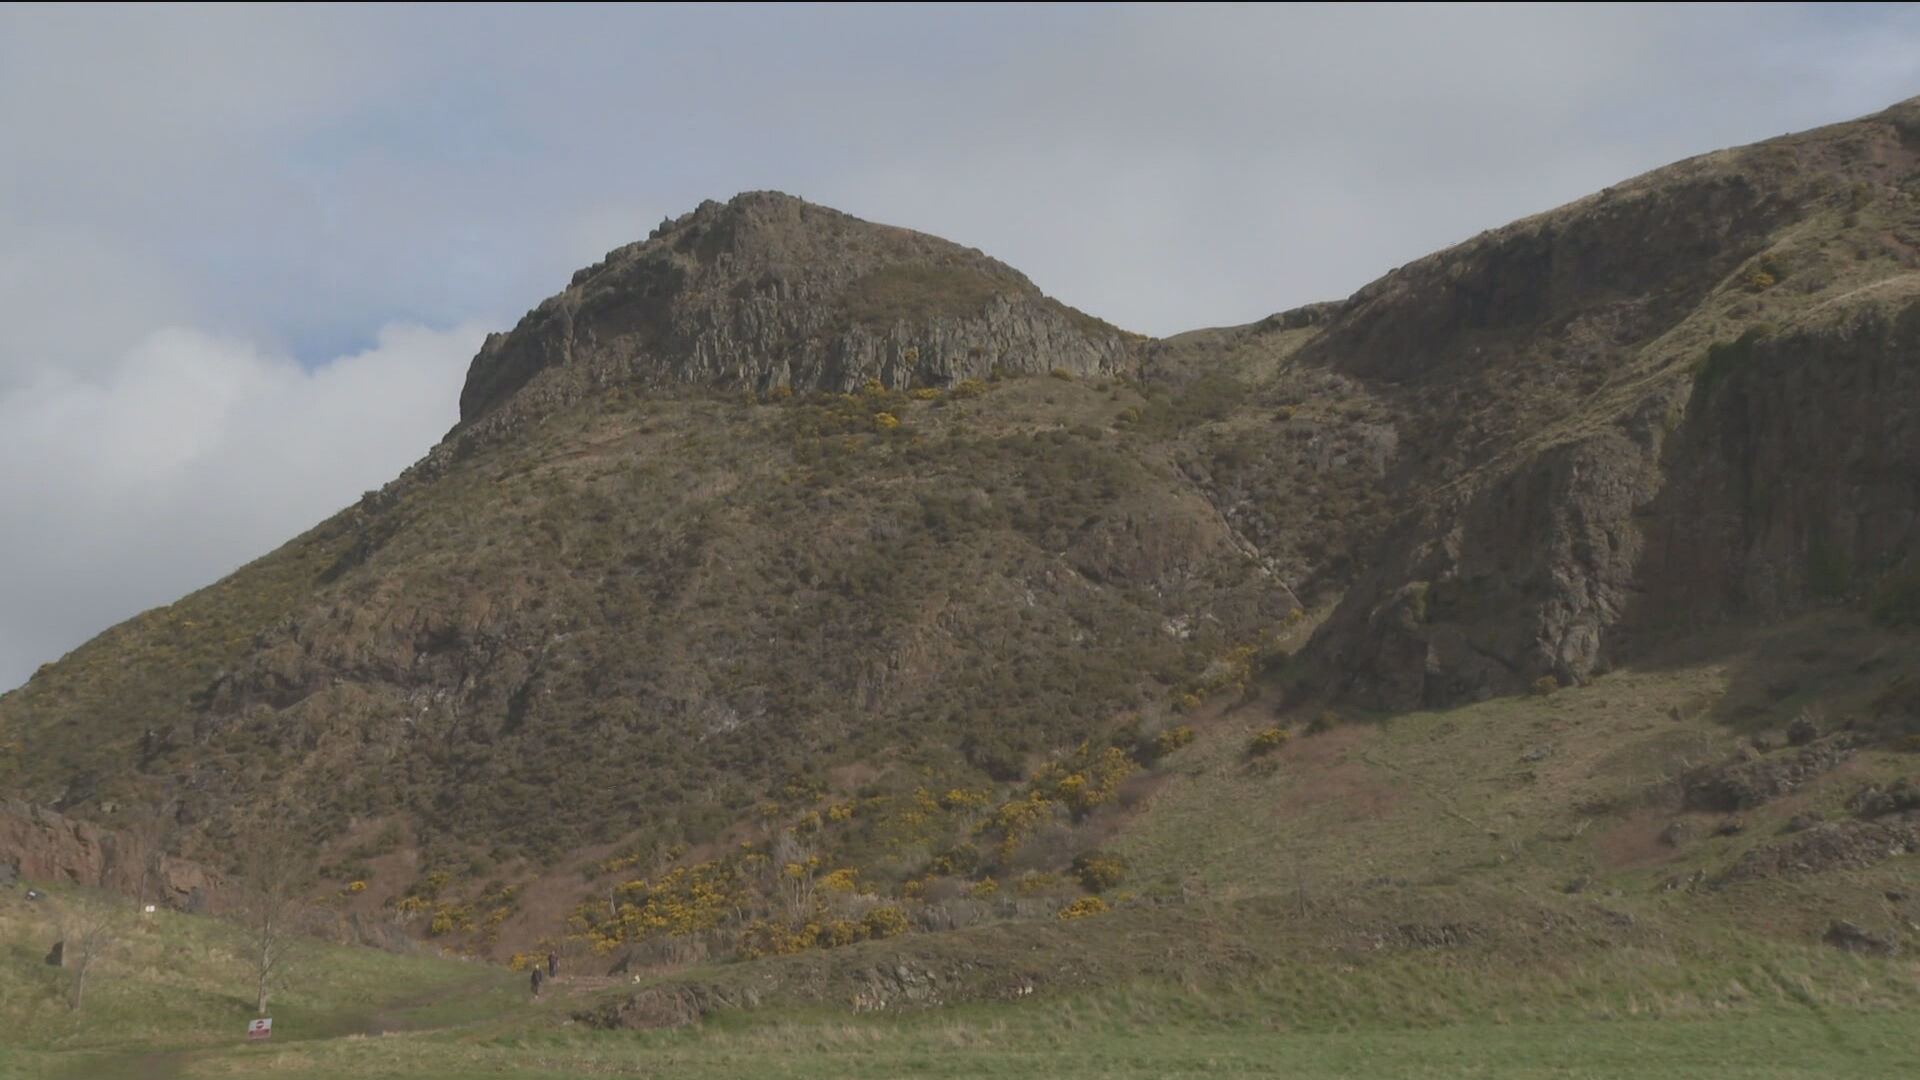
left=85, top=1008, right=1918, bottom=1080
left=6, top=879, right=1920, bottom=1079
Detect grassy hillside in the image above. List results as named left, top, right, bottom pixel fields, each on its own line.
left=0, top=881, right=520, bottom=1077
left=1123, top=612, right=1920, bottom=916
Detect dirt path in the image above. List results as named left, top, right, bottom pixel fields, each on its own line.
left=557, top=974, right=626, bottom=995
left=46, top=1048, right=189, bottom=1079
left=357, top=971, right=510, bottom=1035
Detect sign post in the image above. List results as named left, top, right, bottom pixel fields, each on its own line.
left=246, top=1017, right=272, bottom=1040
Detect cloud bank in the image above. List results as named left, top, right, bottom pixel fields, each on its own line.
left=0, top=324, right=484, bottom=687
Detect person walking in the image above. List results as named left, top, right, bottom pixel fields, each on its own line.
left=530, top=966, right=544, bottom=998
left=547, top=950, right=558, bottom=979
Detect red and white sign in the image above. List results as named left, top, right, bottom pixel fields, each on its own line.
left=246, top=1018, right=273, bottom=1040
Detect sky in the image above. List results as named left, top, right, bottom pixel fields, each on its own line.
left=1, top=2, right=1918, bottom=691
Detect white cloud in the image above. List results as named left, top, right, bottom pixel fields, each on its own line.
left=0, top=322, right=484, bottom=689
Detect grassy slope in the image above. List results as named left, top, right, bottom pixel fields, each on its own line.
left=1124, top=611, right=1920, bottom=935
left=0, top=882, right=520, bottom=1078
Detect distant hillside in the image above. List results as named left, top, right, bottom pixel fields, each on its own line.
left=2, top=98, right=1918, bottom=972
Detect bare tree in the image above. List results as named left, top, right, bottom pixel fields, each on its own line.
left=233, top=827, right=314, bottom=1016
left=55, top=891, right=127, bottom=1011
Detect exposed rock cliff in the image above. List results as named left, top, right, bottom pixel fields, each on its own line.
left=457, top=191, right=1131, bottom=426
left=1302, top=96, right=1920, bottom=707
left=0, top=799, right=218, bottom=909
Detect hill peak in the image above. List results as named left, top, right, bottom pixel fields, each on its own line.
left=456, top=192, right=1130, bottom=425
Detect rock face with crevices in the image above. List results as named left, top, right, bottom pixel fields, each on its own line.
left=457, top=192, right=1130, bottom=427
left=1304, top=96, right=1920, bottom=707
left=0, top=799, right=219, bottom=908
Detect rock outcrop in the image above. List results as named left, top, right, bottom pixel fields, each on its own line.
left=457, top=191, right=1131, bottom=426
left=0, top=799, right=220, bottom=908
left=1303, top=96, right=1920, bottom=707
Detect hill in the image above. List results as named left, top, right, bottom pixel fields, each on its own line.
left=1, top=95, right=1918, bottom=1000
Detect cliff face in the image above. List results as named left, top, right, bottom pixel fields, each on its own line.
left=0, top=799, right=218, bottom=910
left=457, top=192, right=1131, bottom=426
left=1640, top=304, right=1920, bottom=622
left=1300, top=97, right=1920, bottom=708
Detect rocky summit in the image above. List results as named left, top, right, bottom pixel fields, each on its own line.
left=457, top=192, right=1131, bottom=425
left=3, top=98, right=1920, bottom=986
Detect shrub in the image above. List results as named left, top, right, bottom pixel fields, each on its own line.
left=1247, top=726, right=1291, bottom=756
left=1071, top=850, right=1128, bottom=892
left=951, top=378, right=989, bottom=399
left=926, top=843, right=980, bottom=877
left=908, top=388, right=941, bottom=400
left=1136, top=724, right=1194, bottom=764
left=1530, top=675, right=1560, bottom=696
left=872, top=412, right=900, bottom=431
left=1743, top=254, right=1785, bottom=292
left=737, top=919, right=821, bottom=958
left=1042, top=745, right=1138, bottom=819
left=1017, top=873, right=1064, bottom=896
left=861, top=906, right=909, bottom=939
left=939, top=787, right=992, bottom=811
left=1050, top=368, right=1077, bottom=381
left=1693, top=324, right=1775, bottom=393
left=819, top=868, right=861, bottom=893
left=428, top=901, right=475, bottom=936
left=1128, top=373, right=1247, bottom=433
left=1870, top=572, right=1920, bottom=628
left=1305, top=710, right=1338, bottom=735
left=1058, top=896, right=1109, bottom=920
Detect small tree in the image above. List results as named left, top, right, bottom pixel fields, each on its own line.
left=233, top=825, right=314, bottom=1016
left=56, top=891, right=127, bottom=1011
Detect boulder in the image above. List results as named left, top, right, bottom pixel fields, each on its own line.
left=1823, top=920, right=1899, bottom=957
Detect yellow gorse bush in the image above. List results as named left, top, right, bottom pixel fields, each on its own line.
left=1247, top=726, right=1291, bottom=755
left=1058, top=896, right=1110, bottom=920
